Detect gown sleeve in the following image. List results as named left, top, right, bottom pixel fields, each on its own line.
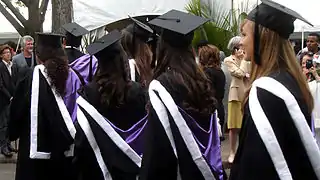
left=8, top=70, right=32, bottom=141
left=230, top=87, right=317, bottom=180
left=73, top=121, right=104, bottom=180
left=139, top=106, right=178, bottom=180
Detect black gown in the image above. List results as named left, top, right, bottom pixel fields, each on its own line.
left=204, top=67, right=226, bottom=127
left=140, top=70, right=223, bottom=180
left=65, top=48, right=85, bottom=64
left=230, top=71, right=320, bottom=180
left=73, top=81, right=147, bottom=180
left=8, top=65, right=76, bottom=180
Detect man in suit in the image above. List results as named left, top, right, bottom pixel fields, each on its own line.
left=12, top=35, right=36, bottom=72
left=0, top=44, right=18, bottom=157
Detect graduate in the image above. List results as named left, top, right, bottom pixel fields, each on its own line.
left=63, top=22, right=98, bottom=85
left=140, top=10, right=224, bottom=180
left=8, top=33, right=76, bottom=180
left=73, top=30, right=148, bottom=180
left=121, top=16, right=154, bottom=86
left=229, top=0, right=320, bottom=179
left=62, top=22, right=89, bottom=63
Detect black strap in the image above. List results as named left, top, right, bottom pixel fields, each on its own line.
left=89, top=55, right=93, bottom=82
left=71, top=67, right=86, bottom=86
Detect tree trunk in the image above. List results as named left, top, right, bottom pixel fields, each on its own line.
left=25, top=0, right=41, bottom=38
left=0, top=2, right=26, bottom=35
left=0, top=0, right=49, bottom=37
left=51, top=0, right=73, bottom=34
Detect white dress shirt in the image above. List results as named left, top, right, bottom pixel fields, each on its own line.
left=2, top=60, right=12, bottom=76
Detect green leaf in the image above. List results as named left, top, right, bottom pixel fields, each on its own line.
left=185, top=0, right=251, bottom=55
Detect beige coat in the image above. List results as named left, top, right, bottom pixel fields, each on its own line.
left=224, top=56, right=246, bottom=102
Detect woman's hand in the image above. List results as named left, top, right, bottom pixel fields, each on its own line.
left=309, top=67, right=320, bottom=81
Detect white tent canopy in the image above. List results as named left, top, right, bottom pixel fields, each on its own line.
left=1, top=0, right=319, bottom=39
left=0, top=0, right=192, bottom=39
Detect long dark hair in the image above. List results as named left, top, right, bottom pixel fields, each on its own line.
left=154, top=38, right=217, bottom=115
left=36, top=46, right=69, bottom=96
left=94, top=42, right=132, bottom=107
left=121, top=27, right=153, bottom=86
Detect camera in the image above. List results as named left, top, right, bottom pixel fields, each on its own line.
left=306, top=59, right=313, bottom=69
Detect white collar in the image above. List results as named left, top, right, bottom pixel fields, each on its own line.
left=65, top=46, right=80, bottom=50
left=2, top=60, right=11, bottom=66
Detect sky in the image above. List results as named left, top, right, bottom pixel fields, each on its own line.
left=0, top=0, right=318, bottom=34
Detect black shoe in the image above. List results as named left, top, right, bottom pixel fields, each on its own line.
left=220, top=136, right=225, bottom=142
left=7, top=143, right=18, bottom=153
left=1, top=146, right=13, bottom=158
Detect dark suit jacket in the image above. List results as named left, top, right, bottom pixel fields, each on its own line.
left=0, top=60, right=17, bottom=111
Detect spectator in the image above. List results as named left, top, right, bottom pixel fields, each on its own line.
left=224, top=36, right=249, bottom=164
left=12, top=35, right=36, bottom=71
left=3, top=41, right=19, bottom=56
left=0, top=44, right=18, bottom=157
left=297, top=33, right=320, bottom=62
left=198, top=42, right=226, bottom=140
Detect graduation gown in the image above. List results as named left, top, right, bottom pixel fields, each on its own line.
left=140, top=72, right=224, bottom=180
left=8, top=65, right=76, bottom=180
left=65, top=47, right=85, bottom=64
left=69, top=54, right=98, bottom=85
left=64, top=69, right=82, bottom=122
left=73, top=81, right=148, bottom=180
left=229, top=71, right=320, bottom=180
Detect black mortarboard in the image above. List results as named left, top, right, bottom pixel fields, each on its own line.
left=125, top=16, right=154, bottom=43
left=62, top=22, right=89, bottom=47
left=128, top=15, right=154, bottom=34
left=62, top=22, right=89, bottom=37
left=196, top=39, right=209, bottom=49
left=148, top=9, right=209, bottom=48
left=247, top=0, right=313, bottom=65
left=35, top=32, right=64, bottom=48
left=86, top=30, right=122, bottom=60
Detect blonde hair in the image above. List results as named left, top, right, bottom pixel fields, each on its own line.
left=242, top=20, right=314, bottom=112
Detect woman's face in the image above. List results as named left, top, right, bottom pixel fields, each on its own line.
left=240, top=20, right=254, bottom=61
left=235, top=48, right=245, bottom=60
left=301, top=55, right=309, bottom=69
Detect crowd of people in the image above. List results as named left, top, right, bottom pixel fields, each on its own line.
left=0, top=0, right=320, bottom=179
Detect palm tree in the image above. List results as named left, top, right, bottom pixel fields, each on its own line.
left=186, top=0, right=250, bottom=53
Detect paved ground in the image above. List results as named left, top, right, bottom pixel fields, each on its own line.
left=0, top=164, right=15, bottom=180
left=0, top=135, right=232, bottom=180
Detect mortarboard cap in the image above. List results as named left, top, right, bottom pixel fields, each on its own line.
left=125, top=16, right=154, bottom=43
left=35, top=32, right=64, bottom=48
left=86, top=30, right=122, bottom=60
left=148, top=9, right=209, bottom=48
left=247, top=0, right=313, bottom=65
left=62, top=22, right=89, bottom=37
left=128, top=15, right=154, bottom=34
left=196, top=39, right=209, bottom=49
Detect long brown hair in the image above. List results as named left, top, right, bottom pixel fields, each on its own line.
left=242, top=20, right=314, bottom=112
left=121, top=27, right=153, bottom=86
left=36, top=46, right=69, bottom=97
left=94, top=42, right=132, bottom=107
left=154, top=38, right=217, bottom=115
left=198, top=44, right=221, bottom=69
